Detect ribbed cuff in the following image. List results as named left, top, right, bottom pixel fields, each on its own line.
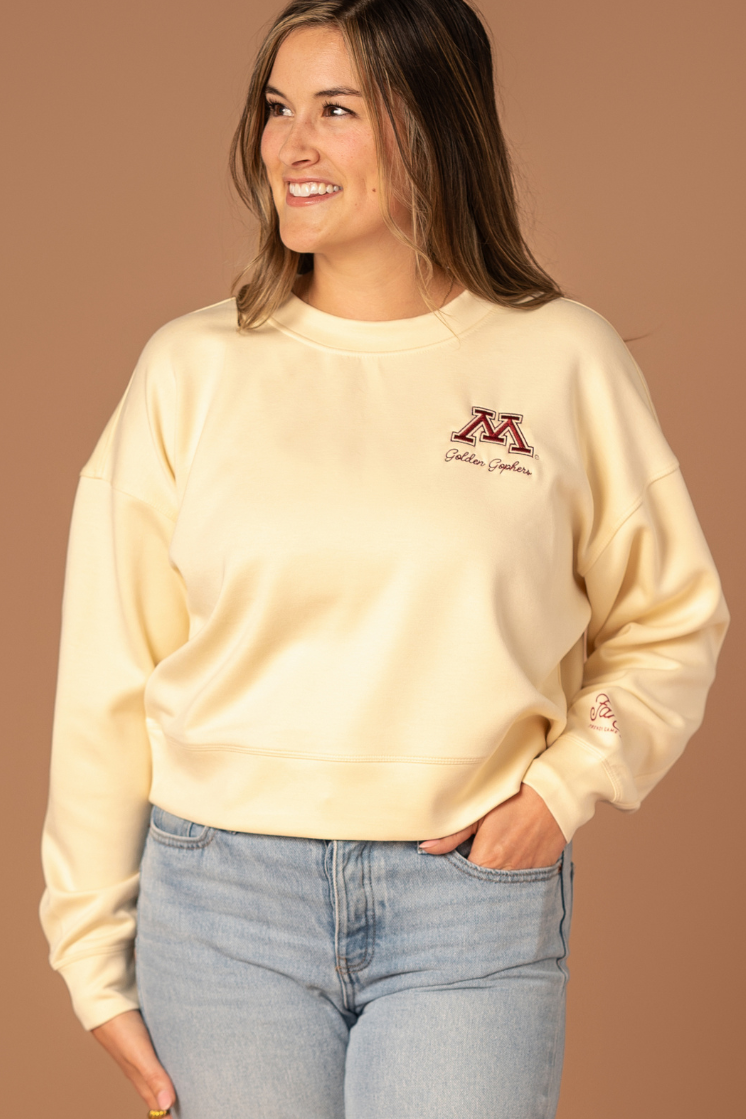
left=56, top=951, right=140, bottom=1031
left=522, top=733, right=620, bottom=841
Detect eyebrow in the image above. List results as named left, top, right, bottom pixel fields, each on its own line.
left=265, top=84, right=363, bottom=99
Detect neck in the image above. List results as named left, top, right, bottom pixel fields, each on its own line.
left=293, top=240, right=464, bottom=321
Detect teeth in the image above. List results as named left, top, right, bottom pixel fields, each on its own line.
left=288, top=182, right=341, bottom=197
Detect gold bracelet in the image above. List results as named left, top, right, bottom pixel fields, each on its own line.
left=148, top=1111, right=171, bottom=1118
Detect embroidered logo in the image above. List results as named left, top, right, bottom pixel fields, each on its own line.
left=451, top=407, right=534, bottom=457
left=589, top=693, right=620, bottom=735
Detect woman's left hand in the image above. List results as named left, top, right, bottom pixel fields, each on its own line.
left=419, top=783, right=567, bottom=869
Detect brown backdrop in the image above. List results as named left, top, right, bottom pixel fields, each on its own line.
left=2, top=1, right=743, bottom=1115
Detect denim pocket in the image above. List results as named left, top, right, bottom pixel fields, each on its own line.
left=445, top=836, right=562, bottom=883
left=149, top=805, right=215, bottom=849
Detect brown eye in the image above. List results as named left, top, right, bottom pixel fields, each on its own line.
left=322, top=102, right=352, bottom=117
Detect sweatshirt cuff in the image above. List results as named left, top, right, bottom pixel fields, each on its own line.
left=56, top=951, right=140, bottom=1031
left=522, top=733, right=620, bottom=841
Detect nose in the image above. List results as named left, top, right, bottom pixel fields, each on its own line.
left=278, top=117, right=320, bottom=168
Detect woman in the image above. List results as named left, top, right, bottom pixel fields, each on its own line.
left=40, top=0, right=728, bottom=1116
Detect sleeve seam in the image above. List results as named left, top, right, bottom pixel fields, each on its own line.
left=77, top=473, right=178, bottom=524
left=578, top=462, right=680, bottom=577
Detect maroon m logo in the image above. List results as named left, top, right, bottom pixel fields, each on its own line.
left=451, top=408, right=534, bottom=456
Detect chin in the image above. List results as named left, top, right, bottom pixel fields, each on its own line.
left=277, top=225, right=325, bottom=256
left=280, top=237, right=323, bottom=255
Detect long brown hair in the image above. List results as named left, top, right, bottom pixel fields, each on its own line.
left=229, top=0, right=562, bottom=329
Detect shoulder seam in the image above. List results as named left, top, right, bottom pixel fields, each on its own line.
left=579, top=462, right=680, bottom=577
left=77, top=472, right=178, bottom=524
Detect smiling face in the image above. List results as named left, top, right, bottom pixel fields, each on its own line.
left=260, top=26, right=406, bottom=261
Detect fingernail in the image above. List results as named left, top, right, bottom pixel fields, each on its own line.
left=418, top=841, right=437, bottom=850
left=157, top=1090, right=173, bottom=1109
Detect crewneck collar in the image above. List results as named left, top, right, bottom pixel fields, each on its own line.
left=268, top=289, right=498, bottom=353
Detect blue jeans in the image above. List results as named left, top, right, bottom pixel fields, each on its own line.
left=136, top=807, right=574, bottom=1119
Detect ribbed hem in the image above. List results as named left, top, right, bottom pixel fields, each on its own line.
left=148, top=720, right=551, bottom=841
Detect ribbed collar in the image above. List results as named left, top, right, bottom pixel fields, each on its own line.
left=268, top=289, right=498, bottom=353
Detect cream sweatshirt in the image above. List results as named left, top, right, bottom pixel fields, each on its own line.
left=40, top=290, right=728, bottom=1029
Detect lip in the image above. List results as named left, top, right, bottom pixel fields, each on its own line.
left=283, top=178, right=343, bottom=207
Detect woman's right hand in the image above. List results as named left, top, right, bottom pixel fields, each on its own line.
left=91, top=1008, right=176, bottom=1113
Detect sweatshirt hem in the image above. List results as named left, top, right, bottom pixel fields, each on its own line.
left=148, top=723, right=550, bottom=841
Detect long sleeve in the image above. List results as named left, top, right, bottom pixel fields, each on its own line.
left=523, top=463, right=729, bottom=841
left=40, top=338, right=189, bottom=1030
